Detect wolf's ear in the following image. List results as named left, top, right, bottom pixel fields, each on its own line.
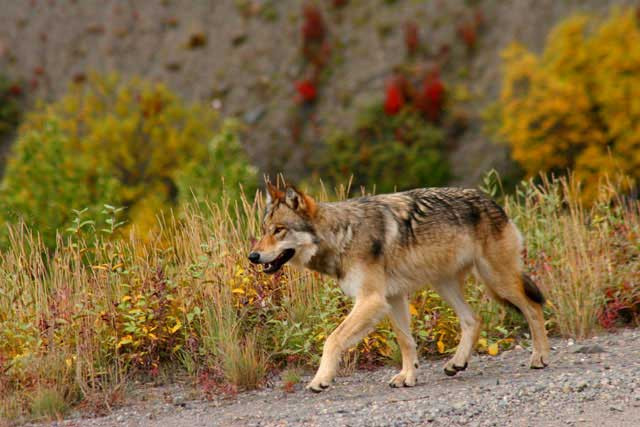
left=285, top=186, right=317, bottom=218
left=265, top=181, right=284, bottom=207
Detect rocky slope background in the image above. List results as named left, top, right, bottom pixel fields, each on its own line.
left=0, top=0, right=635, bottom=183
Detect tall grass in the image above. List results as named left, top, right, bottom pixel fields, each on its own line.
left=0, top=177, right=638, bottom=422
left=506, top=176, right=640, bottom=338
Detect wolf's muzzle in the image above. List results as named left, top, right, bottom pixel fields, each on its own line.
left=248, top=252, right=261, bottom=263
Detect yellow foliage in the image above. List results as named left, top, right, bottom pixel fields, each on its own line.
left=498, top=8, right=640, bottom=202
left=487, top=342, right=499, bottom=356
left=1, top=73, right=217, bottom=247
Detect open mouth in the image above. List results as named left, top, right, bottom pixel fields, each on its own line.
left=262, top=248, right=295, bottom=274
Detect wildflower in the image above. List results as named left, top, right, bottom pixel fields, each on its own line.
left=295, top=79, right=317, bottom=103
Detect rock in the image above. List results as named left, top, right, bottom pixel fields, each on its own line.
left=232, top=32, right=248, bottom=46
left=452, top=401, right=465, bottom=411
left=186, top=32, right=207, bottom=49
left=166, top=61, right=182, bottom=71
left=244, top=106, right=266, bottom=124
left=571, top=344, right=606, bottom=354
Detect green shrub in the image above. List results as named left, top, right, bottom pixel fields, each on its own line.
left=0, top=73, right=257, bottom=248
left=320, top=105, right=450, bottom=193
left=0, top=120, right=120, bottom=247
left=0, top=75, right=22, bottom=140
left=176, top=119, right=258, bottom=210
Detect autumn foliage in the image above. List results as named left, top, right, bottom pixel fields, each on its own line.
left=404, top=21, right=420, bottom=56
left=497, top=8, right=640, bottom=202
left=301, top=3, right=329, bottom=70
left=383, top=68, right=446, bottom=122
left=0, top=74, right=254, bottom=248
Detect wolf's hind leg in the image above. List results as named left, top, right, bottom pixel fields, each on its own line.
left=433, top=276, right=481, bottom=376
left=476, top=257, right=550, bottom=369
left=307, top=293, right=389, bottom=392
left=387, top=293, right=418, bottom=387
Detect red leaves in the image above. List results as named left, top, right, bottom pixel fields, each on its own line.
left=404, top=21, right=419, bottom=56
left=598, top=282, right=640, bottom=329
left=457, top=22, right=477, bottom=50
left=384, top=77, right=405, bottom=115
left=383, top=69, right=445, bottom=122
left=301, top=4, right=326, bottom=44
left=457, top=9, right=484, bottom=51
left=301, top=3, right=330, bottom=70
left=416, top=69, right=445, bottom=122
left=7, top=84, right=22, bottom=97
left=295, top=79, right=317, bottom=103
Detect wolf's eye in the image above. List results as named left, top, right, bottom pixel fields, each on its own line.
left=274, top=226, right=287, bottom=236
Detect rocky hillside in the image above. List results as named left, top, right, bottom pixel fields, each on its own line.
left=0, top=0, right=634, bottom=184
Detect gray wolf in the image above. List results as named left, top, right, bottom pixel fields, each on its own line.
left=248, top=182, right=550, bottom=392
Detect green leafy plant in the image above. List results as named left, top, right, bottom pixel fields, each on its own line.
left=320, top=104, right=450, bottom=192
left=0, top=73, right=258, bottom=248
left=0, top=75, right=23, bottom=142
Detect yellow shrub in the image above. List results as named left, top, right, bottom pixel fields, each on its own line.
left=498, top=8, right=640, bottom=202
left=1, top=73, right=218, bottom=247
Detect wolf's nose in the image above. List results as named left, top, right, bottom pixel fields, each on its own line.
left=248, top=252, right=260, bottom=264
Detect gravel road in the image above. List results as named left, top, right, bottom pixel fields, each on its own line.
left=37, top=329, right=640, bottom=427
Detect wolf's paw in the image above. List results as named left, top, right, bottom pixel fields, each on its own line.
left=306, top=379, right=331, bottom=393
left=530, top=351, right=549, bottom=369
left=389, top=371, right=417, bottom=388
left=443, top=360, right=468, bottom=377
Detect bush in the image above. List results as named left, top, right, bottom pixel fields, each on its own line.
left=176, top=119, right=258, bottom=210
left=0, top=75, right=22, bottom=141
left=0, top=120, right=120, bottom=247
left=496, top=8, right=640, bottom=202
left=0, top=73, right=257, bottom=248
left=320, top=104, right=450, bottom=192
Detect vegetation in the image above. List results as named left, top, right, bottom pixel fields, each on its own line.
left=0, top=74, right=256, bottom=249
left=0, top=75, right=23, bottom=142
left=1, top=176, right=638, bottom=422
left=496, top=8, right=640, bottom=202
left=321, top=104, right=450, bottom=192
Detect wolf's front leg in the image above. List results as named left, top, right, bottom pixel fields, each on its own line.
left=387, top=294, right=418, bottom=387
left=307, top=294, right=389, bottom=392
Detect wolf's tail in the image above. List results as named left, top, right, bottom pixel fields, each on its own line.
left=522, top=273, right=545, bottom=305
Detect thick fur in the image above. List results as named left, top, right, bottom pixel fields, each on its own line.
left=250, top=185, right=550, bottom=392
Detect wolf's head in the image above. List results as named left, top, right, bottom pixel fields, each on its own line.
left=248, top=182, right=319, bottom=274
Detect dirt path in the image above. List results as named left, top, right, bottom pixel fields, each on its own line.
left=36, top=329, right=640, bottom=427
